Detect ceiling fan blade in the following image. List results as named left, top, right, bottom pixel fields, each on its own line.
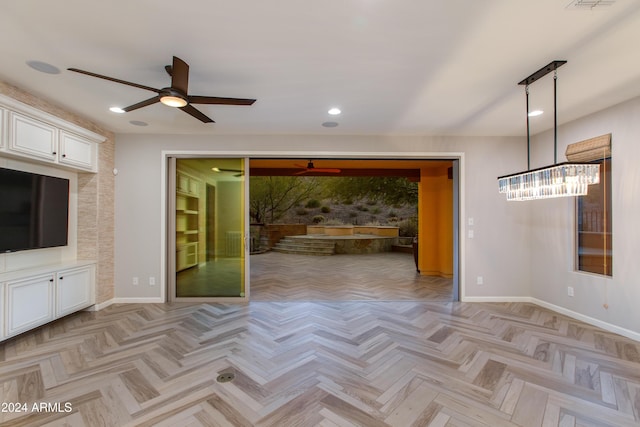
left=164, top=65, right=172, bottom=76
left=313, top=168, right=341, bottom=173
left=179, top=104, right=214, bottom=123
left=67, top=68, right=160, bottom=93
left=170, top=56, right=189, bottom=94
left=293, top=170, right=309, bottom=175
left=122, top=96, right=160, bottom=112
left=188, top=95, right=256, bottom=105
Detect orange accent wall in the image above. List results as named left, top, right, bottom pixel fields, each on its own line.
left=418, top=165, right=453, bottom=277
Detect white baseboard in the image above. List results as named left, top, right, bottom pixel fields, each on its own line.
left=86, top=298, right=116, bottom=311
left=111, top=297, right=165, bottom=304
left=462, top=296, right=533, bottom=303
left=530, top=298, right=640, bottom=342
left=462, top=296, right=640, bottom=342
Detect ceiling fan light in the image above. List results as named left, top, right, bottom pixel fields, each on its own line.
left=160, top=95, right=188, bottom=108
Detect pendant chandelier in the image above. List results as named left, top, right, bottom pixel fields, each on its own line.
left=498, top=60, right=600, bottom=201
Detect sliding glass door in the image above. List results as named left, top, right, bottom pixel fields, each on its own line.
left=168, top=157, right=248, bottom=301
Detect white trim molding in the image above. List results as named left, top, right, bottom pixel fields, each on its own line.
left=464, top=296, right=640, bottom=342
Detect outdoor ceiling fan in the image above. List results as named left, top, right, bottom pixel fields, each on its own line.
left=68, top=56, right=256, bottom=123
left=293, top=160, right=341, bottom=175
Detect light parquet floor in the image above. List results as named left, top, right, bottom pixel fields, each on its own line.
left=1, top=300, right=640, bottom=426
left=250, top=252, right=453, bottom=301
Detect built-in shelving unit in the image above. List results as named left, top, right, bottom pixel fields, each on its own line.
left=176, top=171, right=202, bottom=271
left=0, top=94, right=104, bottom=341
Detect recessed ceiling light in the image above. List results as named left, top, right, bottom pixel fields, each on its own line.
left=129, top=120, right=148, bottom=127
left=109, top=107, right=125, bottom=113
left=322, top=121, right=339, bottom=128
left=26, top=60, right=60, bottom=75
left=328, top=107, right=341, bottom=115
left=528, top=110, right=544, bottom=117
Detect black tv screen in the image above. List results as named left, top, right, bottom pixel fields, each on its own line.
left=0, top=167, right=70, bottom=253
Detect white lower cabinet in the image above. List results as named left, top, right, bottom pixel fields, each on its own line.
left=56, top=266, right=93, bottom=317
left=6, top=273, right=55, bottom=337
left=0, top=283, right=5, bottom=341
left=0, top=262, right=95, bottom=341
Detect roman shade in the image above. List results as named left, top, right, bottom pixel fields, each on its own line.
left=565, top=133, right=611, bottom=162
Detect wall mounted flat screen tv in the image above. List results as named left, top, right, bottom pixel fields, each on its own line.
left=0, top=167, right=70, bottom=253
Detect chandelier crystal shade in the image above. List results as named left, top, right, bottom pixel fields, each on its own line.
left=498, top=60, right=600, bottom=201
left=498, top=162, right=599, bottom=201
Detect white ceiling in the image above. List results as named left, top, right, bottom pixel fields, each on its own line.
left=1, top=0, right=639, bottom=137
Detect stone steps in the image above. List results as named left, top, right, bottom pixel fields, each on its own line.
left=272, top=237, right=335, bottom=256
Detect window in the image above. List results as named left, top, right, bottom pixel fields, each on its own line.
left=576, top=157, right=612, bottom=276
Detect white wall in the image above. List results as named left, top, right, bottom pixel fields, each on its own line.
left=529, top=96, right=640, bottom=339
left=114, top=134, right=530, bottom=301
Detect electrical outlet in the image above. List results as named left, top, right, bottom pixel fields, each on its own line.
left=567, top=286, right=574, bottom=297
left=468, top=217, right=474, bottom=226
left=477, top=276, right=483, bottom=285
left=133, top=277, right=139, bottom=286
left=468, top=230, right=474, bottom=239
left=149, top=277, right=156, bottom=286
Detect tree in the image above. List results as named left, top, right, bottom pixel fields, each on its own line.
left=250, top=176, right=321, bottom=223
left=325, top=177, right=418, bottom=206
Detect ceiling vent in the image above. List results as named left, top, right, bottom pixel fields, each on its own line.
left=566, top=0, right=616, bottom=10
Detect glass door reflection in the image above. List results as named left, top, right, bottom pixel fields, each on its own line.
left=174, top=158, right=246, bottom=299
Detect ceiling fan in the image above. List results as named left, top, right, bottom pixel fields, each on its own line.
left=213, top=168, right=244, bottom=177
left=68, top=56, right=256, bottom=123
left=293, top=160, right=341, bottom=175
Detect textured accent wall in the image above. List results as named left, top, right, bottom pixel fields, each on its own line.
left=0, top=80, right=115, bottom=303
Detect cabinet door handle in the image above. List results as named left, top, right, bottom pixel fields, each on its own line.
left=52, top=151, right=57, bottom=155
left=59, top=276, right=64, bottom=280
left=49, top=278, right=54, bottom=282
left=62, top=154, right=66, bottom=158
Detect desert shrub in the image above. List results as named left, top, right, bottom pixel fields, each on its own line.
left=296, top=208, right=308, bottom=215
left=320, top=206, right=331, bottom=213
left=312, top=215, right=326, bottom=223
left=371, top=207, right=381, bottom=215
left=366, top=199, right=377, bottom=206
left=387, top=210, right=398, bottom=218
left=325, top=218, right=345, bottom=225
left=387, top=217, right=399, bottom=224
left=398, top=218, right=418, bottom=237
left=305, top=199, right=321, bottom=208
left=349, top=212, right=358, bottom=218
left=342, top=198, right=354, bottom=205
left=356, top=205, right=369, bottom=212
left=365, top=220, right=381, bottom=226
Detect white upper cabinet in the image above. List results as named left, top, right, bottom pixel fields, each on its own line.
left=0, top=107, right=5, bottom=150
left=59, top=130, right=96, bottom=171
left=0, top=94, right=105, bottom=172
left=9, top=111, right=58, bottom=162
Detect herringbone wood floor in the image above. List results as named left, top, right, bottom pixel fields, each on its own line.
left=250, top=252, right=453, bottom=301
left=1, top=300, right=639, bottom=426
